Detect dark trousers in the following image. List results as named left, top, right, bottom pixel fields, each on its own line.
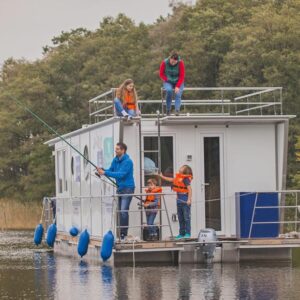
left=145, top=210, right=158, bottom=235
left=118, top=188, right=134, bottom=237
left=177, top=202, right=191, bottom=235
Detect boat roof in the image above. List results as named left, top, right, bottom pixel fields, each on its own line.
left=45, top=114, right=295, bottom=146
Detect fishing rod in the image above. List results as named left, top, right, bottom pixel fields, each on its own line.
left=8, top=94, right=117, bottom=188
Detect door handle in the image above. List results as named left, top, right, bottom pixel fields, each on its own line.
left=201, top=182, right=210, bottom=191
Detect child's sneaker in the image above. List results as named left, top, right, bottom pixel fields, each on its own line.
left=175, top=234, right=184, bottom=240
left=183, top=233, right=191, bottom=239
left=120, top=234, right=126, bottom=243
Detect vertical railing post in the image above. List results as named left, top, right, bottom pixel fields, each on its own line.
left=295, top=192, right=298, bottom=232
left=157, top=111, right=162, bottom=240
left=249, top=192, right=259, bottom=239
left=280, top=87, right=283, bottom=115
left=162, top=195, right=174, bottom=238
left=89, top=101, right=92, bottom=124
left=138, top=120, right=144, bottom=240
left=221, top=89, right=224, bottom=115
left=161, top=88, right=165, bottom=116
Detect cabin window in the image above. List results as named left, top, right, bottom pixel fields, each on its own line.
left=143, top=136, right=174, bottom=186
left=57, top=149, right=67, bottom=193
left=62, top=151, right=67, bottom=191
left=75, top=155, right=81, bottom=182
left=83, top=145, right=90, bottom=181
left=71, top=156, right=74, bottom=175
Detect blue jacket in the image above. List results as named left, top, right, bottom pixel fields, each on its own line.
left=104, top=153, right=135, bottom=191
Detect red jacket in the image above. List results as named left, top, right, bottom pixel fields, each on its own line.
left=159, top=59, right=185, bottom=88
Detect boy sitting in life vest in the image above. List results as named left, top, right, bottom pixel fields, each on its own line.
left=159, top=165, right=193, bottom=240
left=144, top=178, right=162, bottom=240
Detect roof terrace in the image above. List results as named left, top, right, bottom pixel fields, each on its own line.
left=88, top=87, right=283, bottom=124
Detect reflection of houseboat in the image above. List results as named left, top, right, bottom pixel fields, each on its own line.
left=45, top=87, right=300, bottom=264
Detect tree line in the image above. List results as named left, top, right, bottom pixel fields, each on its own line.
left=0, top=0, right=299, bottom=201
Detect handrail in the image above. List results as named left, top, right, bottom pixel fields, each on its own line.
left=163, top=87, right=282, bottom=91
left=247, top=191, right=300, bottom=238
left=88, top=86, right=284, bottom=123
left=234, top=88, right=279, bottom=101
left=88, top=89, right=113, bottom=103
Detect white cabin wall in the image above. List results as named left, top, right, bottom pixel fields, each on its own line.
left=53, top=120, right=120, bottom=237
left=70, top=135, right=81, bottom=231
left=169, top=125, right=197, bottom=237
left=226, top=124, right=277, bottom=236
left=80, top=132, right=92, bottom=233
left=90, top=122, right=118, bottom=237
left=123, top=123, right=141, bottom=237
left=276, top=122, right=287, bottom=191
left=64, top=139, right=72, bottom=232
left=55, top=140, right=71, bottom=232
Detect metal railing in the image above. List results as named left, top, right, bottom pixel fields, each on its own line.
left=46, top=192, right=175, bottom=240
left=247, top=190, right=300, bottom=239
left=113, top=192, right=174, bottom=241
left=42, top=197, right=56, bottom=232
left=88, top=87, right=283, bottom=123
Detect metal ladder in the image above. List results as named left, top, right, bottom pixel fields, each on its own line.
left=42, top=197, right=54, bottom=232
left=137, top=112, right=174, bottom=240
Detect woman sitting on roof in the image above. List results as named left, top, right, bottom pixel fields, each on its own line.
left=114, top=79, right=140, bottom=118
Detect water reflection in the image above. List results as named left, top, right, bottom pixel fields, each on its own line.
left=78, top=260, right=89, bottom=284
left=1, top=231, right=300, bottom=299
left=33, top=252, right=56, bottom=298
left=178, top=265, right=192, bottom=299
left=101, top=265, right=114, bottom=299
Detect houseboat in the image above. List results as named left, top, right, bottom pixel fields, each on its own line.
left=45, top=87, right=300, bottom=265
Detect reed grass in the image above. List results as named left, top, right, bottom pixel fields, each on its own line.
left=0, top=198, right=42, bottom=230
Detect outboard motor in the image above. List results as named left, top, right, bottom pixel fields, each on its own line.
left=198, top=228, right=217, bottom=262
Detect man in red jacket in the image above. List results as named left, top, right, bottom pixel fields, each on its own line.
left=159, top=52, right=185, bottom=116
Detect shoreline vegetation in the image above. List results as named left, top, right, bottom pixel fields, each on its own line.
left=0, top=199, right=41, bottom=230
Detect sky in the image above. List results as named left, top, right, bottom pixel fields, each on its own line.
left=0, top=0, right=175, bottom=66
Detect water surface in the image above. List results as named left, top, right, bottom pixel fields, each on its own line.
left=1, top=231, right=300, bottom=299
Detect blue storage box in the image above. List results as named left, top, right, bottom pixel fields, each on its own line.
left=236, top=192, right=279, bottom=238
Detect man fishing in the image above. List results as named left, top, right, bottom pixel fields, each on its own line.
left=97, top=142, right=135, bottom=241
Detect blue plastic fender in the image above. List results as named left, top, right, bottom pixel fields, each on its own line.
left=69, top=227, right=79, bottom=237
left=77, top=229, right=90, bottom=257
left=46, top=223, right=57, bottom=247
left=101, top=230, right=115, bottom=261
left=33, top=223, right=44, bottom=246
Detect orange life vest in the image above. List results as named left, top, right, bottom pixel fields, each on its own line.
left=123, top=90, right=136, bottom=110
left=172, top=173, right=192, bottom=193
left=144, top=187, right=162, bottom=208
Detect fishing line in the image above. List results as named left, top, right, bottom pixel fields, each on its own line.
left=7, top=93, right=145, bottom=201
left=7, top=93, right=117, bottom=188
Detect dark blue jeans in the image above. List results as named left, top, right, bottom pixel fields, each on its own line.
left=163, top=82, right=184, bottom=112
left=145, top=210, right=157, bottom=235
left=114, top=98, right=136, bottom=117
left=118, top=188, right=134, bottom=237
left=177, top=202, right=191, bottom=235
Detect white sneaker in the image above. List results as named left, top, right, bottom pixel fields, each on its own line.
left=120, top=234, right=126, bottom=243
left=121, top=110, right=128, bottom=116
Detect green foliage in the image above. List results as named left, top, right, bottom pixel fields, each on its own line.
left=0, top=1, right=299, bottom=201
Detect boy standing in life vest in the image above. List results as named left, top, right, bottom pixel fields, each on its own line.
left=159, top=51, right=185, bottom=116
left=144, top=178, right=162, bottom=240
left=159, top=165, right=192, bottom=239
